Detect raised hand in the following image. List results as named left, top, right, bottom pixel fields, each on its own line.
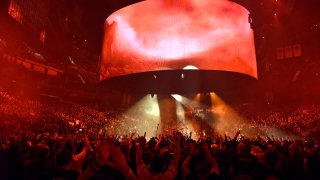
left=83, top=135, right=92, bottom=151
left=95, top=138, right=112, bottom=165
left=138, top=136, right=147, bottom=146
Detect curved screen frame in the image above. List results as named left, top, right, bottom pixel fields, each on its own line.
left=100, top=0, right=257, bottom=80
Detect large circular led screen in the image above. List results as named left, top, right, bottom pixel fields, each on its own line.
left=100, top=0, right=257, bottom=80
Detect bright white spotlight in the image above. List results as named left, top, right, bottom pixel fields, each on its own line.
left=172, top=94, right=183, bottom=102
left=183, top=65, right=199, bottom=70
left=146, top=96, right=160, bottom=116
left=176, top=102, right=185, bottom=121
left=147, top=104, right=160, bottom=116
left=181, top=73, right=184, bottom=78
left=122, top=95, right=160, bottom=139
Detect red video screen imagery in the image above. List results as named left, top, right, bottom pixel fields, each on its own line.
left=100, top=0, right=257, bottom=80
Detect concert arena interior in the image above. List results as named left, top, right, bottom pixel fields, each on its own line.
left=1, top=0, right=320, bottom=179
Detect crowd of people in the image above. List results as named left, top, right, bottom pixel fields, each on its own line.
left=238, top=105, right=320, bottom=140
left=1, top=90, right=320, bottom=179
